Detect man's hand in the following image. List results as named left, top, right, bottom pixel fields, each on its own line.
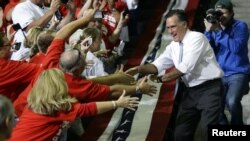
left=204, top=18, right=220, bottom=32
left=113, top=64, right=136, bottom=85
left=125, top=66, right=139, bottom=76
left=79, top=36, right=92, bottom=53
left=50, top=0, right=61, bottom=13
left=94, top=49, right=110, bottom=58
left=137, top=76, right=157, bottom=96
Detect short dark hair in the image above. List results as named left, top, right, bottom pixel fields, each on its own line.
left=166, top=9, right=188, bottom=23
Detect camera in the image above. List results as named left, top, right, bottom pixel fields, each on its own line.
left=61, top=0, right=69, bottom=4
left=12, top=42, right=21, bottom=51
left=94, top=10, right=104, bottom=19
left=55, top=10, right=63, bottom=21
left=12, top=23, right=22, bottom=31
left=206, top=9, right=223, bottom=24
left=123, top=7, right=129, bottom=17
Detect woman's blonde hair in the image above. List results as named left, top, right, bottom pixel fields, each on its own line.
left=37, top=30, right=56, bottom=54
left=80, top=27, right=101, bottom=43
left=23, top=26, right=44, bottom=57
left=28, top=68, right=77, bottom=115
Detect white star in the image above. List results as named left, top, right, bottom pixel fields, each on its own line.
left=120, top=119, right=131, bottom=126
left=115, top=129, right=128, bottom=134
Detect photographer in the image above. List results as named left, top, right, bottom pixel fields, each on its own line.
left=204, top=0, right=250, bottom=125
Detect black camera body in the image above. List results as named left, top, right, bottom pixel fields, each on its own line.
left=206, top=9, right=223, bottom=24
left=12, top=42, right=21, bottom=51
left=61, top=0, right=69, bottom=4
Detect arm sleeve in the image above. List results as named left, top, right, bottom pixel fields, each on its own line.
left=42, top=39, right=65, bottom=68
left=152, top=45, right=174, bottom=74
left=214, top=22, right=249, bottom=53
left=59, top=103, right=97, bottom=121
left=176, top=35, right=207, bottom=74
left=12, top=5, right=34, bottom=29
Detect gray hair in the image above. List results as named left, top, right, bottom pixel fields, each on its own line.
left=0, top=95, right=14, bottom=137
left=0, top=95, right=13, bottom=124
left=59, top=49, right=86, bottom=73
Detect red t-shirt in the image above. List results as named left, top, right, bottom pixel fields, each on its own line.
left=29, top=52, right=46, bottom=64
left=14, top=39, right=110, bottom=117
left=101, top=1, right=127, bottom=51
left=3, top=0, right=20, bottom=21
left=9, top=103, right=97, bottom=141
left=59, top=0, right=84, bottom=19
left=0, top=60, right=40, bottom=101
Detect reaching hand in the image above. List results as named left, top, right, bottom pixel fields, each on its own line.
left=113, top=64, right=136, bottom=85
left=50, top=0, right=61, bottom=13
left=65, top=0, right=76, bottom=13
left=204, top=18, right=220, bottom=32
left=147, top=74, right=160, bottom=83
left=137, top=76, right=157, bottom=96
left=80, top=36, right=93, bottom=53
left=94, top=49, right=109, bottom=58
left=125, top=66, right=139, bottom=76
left=116, top=90, right=139, bottom=111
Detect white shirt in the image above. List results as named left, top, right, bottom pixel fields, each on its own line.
left=11, top=0, right=49, bottom=60
left=82, top=51, right=107, bottom=78
left=124, top=0, right=139, bottom=10
left=152, top=30, right=223, bottom=87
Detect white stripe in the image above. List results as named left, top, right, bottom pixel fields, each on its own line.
left=126, top=80, right=162, bottom=141
left=97, top=109, right=123, bottom=141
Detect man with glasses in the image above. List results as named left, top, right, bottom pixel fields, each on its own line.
left=0, top=32, right=40, bottom=101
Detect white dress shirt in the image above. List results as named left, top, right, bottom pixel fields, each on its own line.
left=152, top=30, right=223, bottom=87
left=82, top=51, right=107, bottom=78
left=11, top=0, right=49, bottom=60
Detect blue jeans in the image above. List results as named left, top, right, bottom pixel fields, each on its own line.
left=219, top=74, right=250, bottom=125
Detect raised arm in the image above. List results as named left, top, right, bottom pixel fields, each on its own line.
left=96, top=90, right=139, bottom=114
left=76, top=0, right=93, bottom=19
left=109, top=76, right=157, bottom=98
left=108, top=11, right=128, bottom=43
left=125, top=64, right=159, bottom=76
left=55, top=0, right=76, bottom=30
left=55, top=9, right=95, bottom=40
left=26, top=0, right=61, bottom=32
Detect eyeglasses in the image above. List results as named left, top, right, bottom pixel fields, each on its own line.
left=1, top=44, right=12, bottom=48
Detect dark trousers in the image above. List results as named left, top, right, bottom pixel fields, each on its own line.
left=174, top=79, right=223, bottom=141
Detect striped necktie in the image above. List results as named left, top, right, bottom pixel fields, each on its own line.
left=179, top=42, right=183, bottom=63
left=174, top=42, right=183, bottom=96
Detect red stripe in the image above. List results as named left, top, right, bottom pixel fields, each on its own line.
left=146, top=76, right=176, bottom=141
left=125, top=0, right=170, bottom=69
left=80, top=111, right=115, bottom=141
left=186, top=0, right=200, bottom=28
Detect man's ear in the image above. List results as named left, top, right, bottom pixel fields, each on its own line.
left=183, top=21, right=188, bottom=28
left=5, top=116, right=11, bottom=127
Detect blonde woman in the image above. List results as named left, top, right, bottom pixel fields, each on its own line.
left=23, top=26, right=44, bottom=58
left=9, top=68, right=139, bottom=141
